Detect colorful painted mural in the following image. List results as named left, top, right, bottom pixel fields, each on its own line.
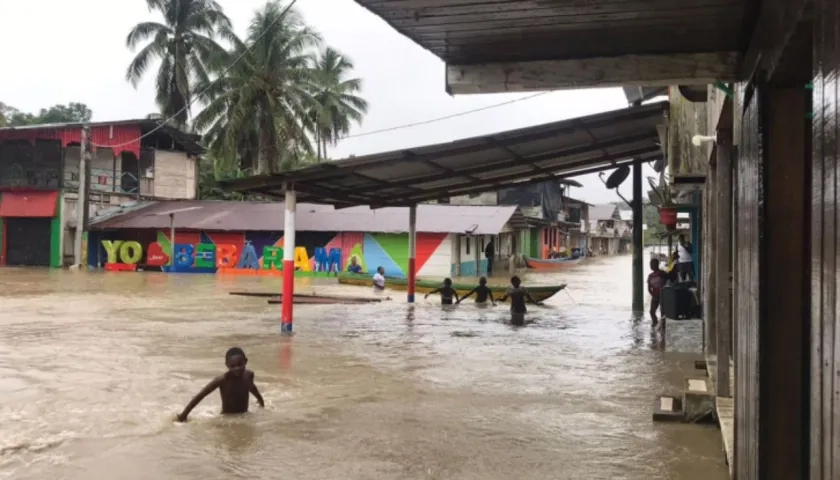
left=88, top=230, right=452, bottom=278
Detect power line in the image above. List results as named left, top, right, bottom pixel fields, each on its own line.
left=339, top=91, right=552, bottom=140
left=90, top=0, right=299, bottom=150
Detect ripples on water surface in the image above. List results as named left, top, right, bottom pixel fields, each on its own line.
left=0, top=251, right=727, bottom=479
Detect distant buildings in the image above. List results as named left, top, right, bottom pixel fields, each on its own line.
left=0, top=119, right=202, bottom=267
left=588, top=204, right=632, bottom=255
left=444, top=180, right=593, bottom=260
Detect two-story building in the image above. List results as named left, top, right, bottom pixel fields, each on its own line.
left=445, top=179, right=587, bottom=261
left=0, top=119, right=202, bottom=267
left=588, top=204, right=631, bottom=255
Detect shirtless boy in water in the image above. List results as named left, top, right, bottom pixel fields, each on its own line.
left=499, top=276, right=542, bottom=326
left=176, top=347, right=264, bottom=422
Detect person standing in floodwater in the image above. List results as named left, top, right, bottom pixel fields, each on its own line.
left=372, top=266, right=386, bottom=291
left=499, top=276, right=542, bottom=326
left=457, top=276, right=496, bottom=306
left=425, top=278, right=459, bottom=304
left=484, top=239, right=495, bottom=276
left=176, top=347, right=264, bottom=422
left=647, top=258, right=668, bottom=327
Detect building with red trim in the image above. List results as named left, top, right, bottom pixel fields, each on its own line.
left=0, top=119, right=203, bottom=267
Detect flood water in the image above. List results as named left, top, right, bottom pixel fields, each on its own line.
left=0, top=250, right=727, bottom=479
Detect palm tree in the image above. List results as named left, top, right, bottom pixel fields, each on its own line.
left=194, top=1, right=321, bottom=174
left=309, top=48, right=368, bottom=160
left=125, top=0, right=232, bottom=127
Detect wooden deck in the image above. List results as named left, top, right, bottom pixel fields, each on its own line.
left=706, top=355, right=735, bottom=478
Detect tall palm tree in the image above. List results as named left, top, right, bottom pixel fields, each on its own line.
left=194, top=1, right=321, bottom=174
left=125, top=0, right=232, bottom=127
left=309, top=48, right=368, bottom=160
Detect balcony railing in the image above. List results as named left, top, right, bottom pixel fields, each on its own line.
left=64, top=169, right=147, bottom=195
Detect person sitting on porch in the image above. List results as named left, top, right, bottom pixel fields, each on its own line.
left=347, top=256, right=363, bottom=274
left=677, top=234, right=694, bottom=282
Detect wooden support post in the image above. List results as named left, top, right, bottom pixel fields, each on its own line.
left=705, top=162, right=718, bottom=355
left=715, top=128, right=733, bottom=398
left=757, top=86, right=808, bottom=478
left=632, top=158, right=644, bottom=312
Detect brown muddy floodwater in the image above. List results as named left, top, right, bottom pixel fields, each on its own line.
left=0, top=250, right=727, bottom=480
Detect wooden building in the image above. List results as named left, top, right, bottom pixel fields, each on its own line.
left=348, top=0, right=836, bottom=477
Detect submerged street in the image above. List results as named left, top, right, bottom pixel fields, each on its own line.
left=0, top=251, right=726, bottom=479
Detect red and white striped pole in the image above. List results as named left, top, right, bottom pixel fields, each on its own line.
left=281, top=187, right=296, bottom=334
left=407, top=204, right=417, bottom=303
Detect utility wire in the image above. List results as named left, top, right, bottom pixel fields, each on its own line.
left=339, top=91, right=552, bottom=140
left=90, top=0, right=299, bottom=150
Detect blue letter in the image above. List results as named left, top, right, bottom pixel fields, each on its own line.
left=237, top=241, right=260, bottom=269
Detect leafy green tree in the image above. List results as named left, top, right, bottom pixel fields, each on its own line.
left=308, top=47, right=368, bottom=160
left=125, top=0, right=232, bottom=127
left=194, top=1, right=321, bottom=174
left=1, top=102, right=93, bottom=126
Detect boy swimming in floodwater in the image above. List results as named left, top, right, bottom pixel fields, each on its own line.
left=176, top=347, right=264, bottom=422
left=425, top=278, right=459, bottom=304
left=499, top=276, right=542, bottom=326
left=457, top=276, right=496, bottom=306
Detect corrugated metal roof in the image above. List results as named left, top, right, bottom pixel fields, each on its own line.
left=223, top=102, right=667, bottom=207
left=0, top=118, right=204, bottom=154
left=89, top=200, right=521, bottom=235
left=590, top=204, right=618, bottom=221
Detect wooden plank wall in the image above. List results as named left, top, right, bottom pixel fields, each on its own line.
left=734, top=83, right=762, bottom=479
left=811, top=0, right=840, bottom=475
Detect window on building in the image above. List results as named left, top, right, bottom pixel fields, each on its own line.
left=466, top=237, right=471, bottom=255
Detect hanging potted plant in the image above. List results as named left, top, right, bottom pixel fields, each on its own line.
left=647, top=176, right=678, bottom=230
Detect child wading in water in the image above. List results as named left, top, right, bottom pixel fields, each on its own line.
left=647, top=258, right=669, bottom=327
left=425, top=278, right=459, bottom=304
left=499, top=276, right=542, bottom=326
left=177, top=347, right=264, bottom=422
left=457, top=276, right=496, bottom=306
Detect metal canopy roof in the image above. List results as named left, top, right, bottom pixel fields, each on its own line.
left=352, top=0, right=748, bottom=92
left=223, top=101, right=667, bottom=207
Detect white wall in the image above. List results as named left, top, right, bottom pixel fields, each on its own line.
left=153, top=150, right=197, bottom=199
left=417, top=233, right=452, bottom=277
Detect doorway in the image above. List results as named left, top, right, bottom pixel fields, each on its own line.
left=5, top=217, right=52, bottom=266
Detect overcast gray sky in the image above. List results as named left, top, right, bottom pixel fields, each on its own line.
left=0, top=0, right=656, bottom=204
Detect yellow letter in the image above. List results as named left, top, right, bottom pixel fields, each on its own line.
left=294, top=247, right=311, bottom=272
left=101, top=240, right=124, bottom=264
left=119, top=241, right=143, bottom=265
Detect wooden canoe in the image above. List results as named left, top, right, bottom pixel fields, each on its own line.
left=524, top=255, right=585, bottom=271
left=231, top=291, right=385, bottom=304
left=266, top=295, right=383, bottom=305
left=336, top=273, right=566, bottom=303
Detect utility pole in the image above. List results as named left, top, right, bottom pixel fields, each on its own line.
left=74, top=125, right=90, bottom=267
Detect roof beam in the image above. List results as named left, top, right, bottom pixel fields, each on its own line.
left=740, top=0, right=809, bottom=83
left=316, top=131, right=658, bottom=195
left=385, top=147, right=659, bottom=206
left=445, top=52, right=740, bottom=94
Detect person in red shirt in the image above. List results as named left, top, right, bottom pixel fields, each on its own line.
left=647, top=258, right=668, bottom=327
